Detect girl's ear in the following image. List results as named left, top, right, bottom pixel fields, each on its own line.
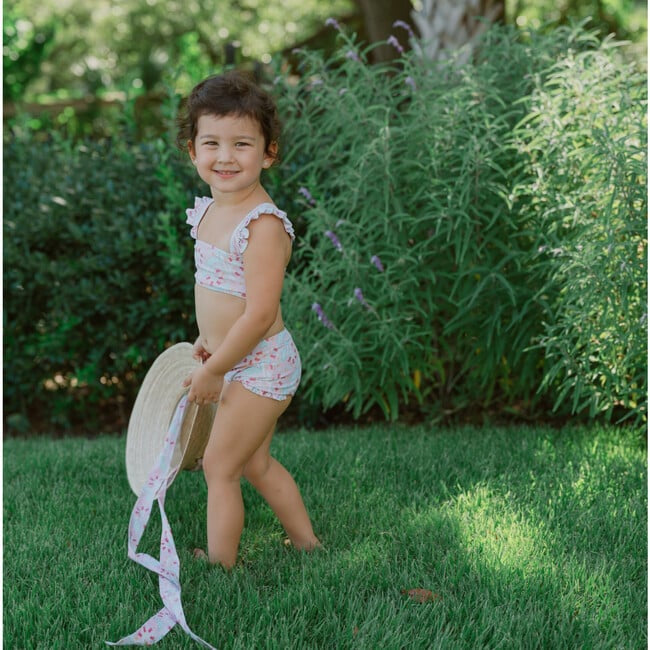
left=263, top=141, right=279, bottom=167
left=187, top=139, right=196, bottom=164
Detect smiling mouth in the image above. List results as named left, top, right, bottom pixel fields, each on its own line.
left=215, top=170, right=239, bottom=176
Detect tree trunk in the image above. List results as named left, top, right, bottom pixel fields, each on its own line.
left=411, top=0, right=505, bottom=62
left=353, top=0, right=418, bottom=62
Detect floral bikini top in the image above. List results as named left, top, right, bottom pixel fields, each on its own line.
left=186, top=196, right=295, bottom=299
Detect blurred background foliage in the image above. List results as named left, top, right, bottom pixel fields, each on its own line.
left=3, top=0, right=647, bottom=138
left=4, top=0, right=354, bottom=136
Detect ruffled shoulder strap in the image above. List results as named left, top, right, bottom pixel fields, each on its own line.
left=230, top=203, right=295, bottom=255
left=185, top=196, right=214, bottom=239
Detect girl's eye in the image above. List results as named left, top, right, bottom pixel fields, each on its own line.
left=236, top=142, right=250, bottom=147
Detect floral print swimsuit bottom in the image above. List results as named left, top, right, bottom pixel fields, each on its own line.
left=225, top=328, right=301, bottom=400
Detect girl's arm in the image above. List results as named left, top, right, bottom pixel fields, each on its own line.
left=202, top=214, right=290, bottom=376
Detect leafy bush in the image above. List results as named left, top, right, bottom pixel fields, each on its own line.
left=271, top=21, right=646, bottom=423
left=3, top=129, right=198, bottom=432
left=511, top=37, right=647, bottom=424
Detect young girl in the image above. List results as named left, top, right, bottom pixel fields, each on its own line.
left=178, top=71, right=320, bottom=568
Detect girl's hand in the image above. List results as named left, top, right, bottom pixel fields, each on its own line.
left=182, top=365, right=223, bottom=405
left=192, top=337, right=211, bottom=363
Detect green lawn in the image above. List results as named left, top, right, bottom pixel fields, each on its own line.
left=4, top=422, right=647, bottom=649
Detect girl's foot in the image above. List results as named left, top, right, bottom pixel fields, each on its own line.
left=192, top=548, right=208, bottom=561
left=284, top=537, right=324, bottom=552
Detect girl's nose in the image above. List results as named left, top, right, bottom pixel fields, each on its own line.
left=218, top=147, right=234, bottom=163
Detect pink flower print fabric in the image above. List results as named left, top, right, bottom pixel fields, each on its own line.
left=188, top=198, right=295, bottom=300
left=224, top=328, right=301, bottom=400
left=193, top=239, right=247, bottom=299
left=106, top=396, right=216, bottom=649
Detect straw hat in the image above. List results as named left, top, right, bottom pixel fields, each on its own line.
left=125, top=342, right=217, bottom=495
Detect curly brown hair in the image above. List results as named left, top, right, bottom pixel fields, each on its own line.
left=176, top=70, right=281, bottom=160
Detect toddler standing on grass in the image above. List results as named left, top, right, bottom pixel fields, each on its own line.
left=178, top=70, right=321, bottom=568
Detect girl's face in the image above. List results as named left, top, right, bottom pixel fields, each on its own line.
left=188, top=113, right=276, bottom=200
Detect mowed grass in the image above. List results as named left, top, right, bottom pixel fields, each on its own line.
left=4, top=422, right=647, bottom=649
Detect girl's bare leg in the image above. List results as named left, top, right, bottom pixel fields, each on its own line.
left=201, top=380, right=318, bottom=568
left=242, top=426, right=320, bottom=550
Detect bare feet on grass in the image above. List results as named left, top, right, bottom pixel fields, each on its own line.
left=193, top=536, right=323, bottom=568
left=192, top=548, right=237, bottom=569
left=284, top=537, right=324, bottom=552
left=192, top=548, right=208, bottom=561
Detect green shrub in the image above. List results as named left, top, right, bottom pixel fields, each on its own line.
left=272, top=22, right=646, bottom=423
left=511, top=38, right=647, bottom=424
left=3, top=130, right=198, bottom=432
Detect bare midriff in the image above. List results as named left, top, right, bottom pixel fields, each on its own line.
left=194, top=284, right=285, bottom=355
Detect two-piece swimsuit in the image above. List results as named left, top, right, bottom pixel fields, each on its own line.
left=186, top=196, right=301, bottom=400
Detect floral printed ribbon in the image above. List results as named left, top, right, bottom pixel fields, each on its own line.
left=107, top=396, right=216, bottom=648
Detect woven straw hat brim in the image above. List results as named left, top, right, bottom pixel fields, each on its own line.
left=125, top=342, right=216, bottom=496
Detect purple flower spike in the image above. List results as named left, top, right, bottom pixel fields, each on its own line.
left=353, top=287, right=371, bottom=310
left=370, top=255, right=384, bottom=272
left=393, top=20, right=415, bottom=40
left=325, top=229, right=343, bottom=251
left=405, top=76, right=417, bottom=91
left=345, top=50, right=360, bottom=62
left=387, top=35, right=405, bottom=55
left=312, top=302, right=334, bottom=329
left=298, top=186, right=316, bottom=206
left=325, top=18, right=341, bottom=30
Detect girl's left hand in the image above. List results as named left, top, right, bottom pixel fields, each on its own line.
left=182, top=365, right=223, bottom=405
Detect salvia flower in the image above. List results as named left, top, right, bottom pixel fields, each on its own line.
left=345, top=50, right=360, bottom=62
left=387, top=35, right=405, bottom=55
left=325, top=229, right=343, bottom=251
left=325, top=17, right=341, bottom=30
left=405, top=76, right=417, bottom=91
left=353, top=287, right=371, bottom=310
left=298, top=187, right=316, bottom=206
left=370, top=254, right=384, bottom=272
left=312, top=303, right=334, bottom=329
left=393, top=19, right=415, bottom=40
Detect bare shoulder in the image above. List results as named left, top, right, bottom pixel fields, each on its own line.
left=246, top=212, right=292, bottom=261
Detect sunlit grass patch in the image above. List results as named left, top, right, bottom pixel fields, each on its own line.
left=443, top=484, right=556, bottom=576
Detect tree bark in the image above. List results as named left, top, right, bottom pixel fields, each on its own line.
left=411, top=0, right=505, bottom=62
